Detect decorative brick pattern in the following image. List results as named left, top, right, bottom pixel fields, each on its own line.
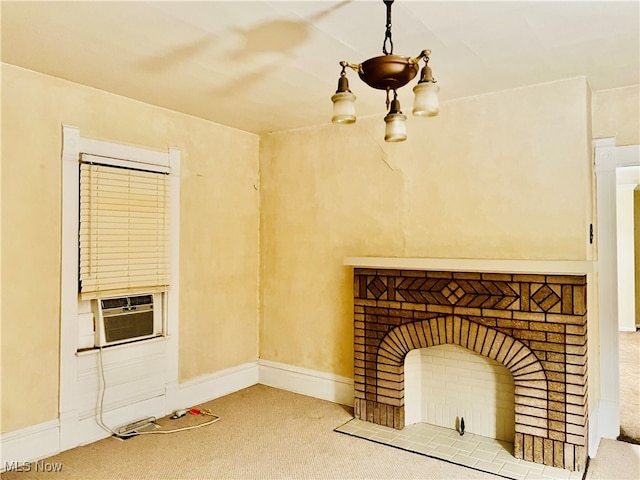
left=352, top=269, right=588, bottom=472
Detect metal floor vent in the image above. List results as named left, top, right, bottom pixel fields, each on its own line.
left=113, top=416, right=158, bottom=440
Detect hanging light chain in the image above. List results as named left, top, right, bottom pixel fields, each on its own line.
left=382, top=0, right=394, bottom=55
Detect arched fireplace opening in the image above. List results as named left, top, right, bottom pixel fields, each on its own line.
left=404, top=344, right=515, bottom=442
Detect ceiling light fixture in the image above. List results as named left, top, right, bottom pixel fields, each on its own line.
left=331, top=0, right=439, bottom=142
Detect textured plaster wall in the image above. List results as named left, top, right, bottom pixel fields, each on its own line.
left=592, top=85, right=640, bottom=145
left=1, top=64, right=260, bottom=433
left=260, top=78, right=592, bottom=378
left=258, top=131, right=406, bottom=378
left=636, top=187, right=640, bottom=325
left=617, top=186, right=637, bottom=331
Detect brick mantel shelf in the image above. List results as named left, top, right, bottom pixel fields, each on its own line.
left=344, top=257, right=595, bottom=472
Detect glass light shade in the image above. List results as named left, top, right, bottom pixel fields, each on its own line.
left=384, top=112, right=407, bottom=142
left=331, top=91, right=356, bottom=124
left=412, top=82, right=440, bottom=117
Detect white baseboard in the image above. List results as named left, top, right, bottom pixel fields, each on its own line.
left=167, top=361, right=259, bottom=411
left=619, top=326, right=637, bottom=332
left=598, top=400, right=621, bottom=440
left=1, top=359, right=353, bottom=470
left=588, top=402, right=600, bottom=458
left=1, top=361, right=259, bottom=470
left=1, top=419, right=59, bottom=471
left=75, top=395, right=167, bottom=447
left=258, top=359, right=354, bottom=406
left=589, top=399, right=622, bottom=459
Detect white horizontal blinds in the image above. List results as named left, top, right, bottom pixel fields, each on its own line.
left=79, top=157, right=170, bottom=299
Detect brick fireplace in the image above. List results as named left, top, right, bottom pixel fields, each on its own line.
left=351, top=265, right=588, bottom=472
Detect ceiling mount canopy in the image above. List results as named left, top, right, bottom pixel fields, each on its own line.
left=331, top=0, right=439, bottom=142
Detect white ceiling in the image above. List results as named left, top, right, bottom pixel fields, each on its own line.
left=2, top=1, right=639, bottom=135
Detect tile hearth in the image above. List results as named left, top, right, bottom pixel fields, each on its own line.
left=335, top=419, right=584, bottom=480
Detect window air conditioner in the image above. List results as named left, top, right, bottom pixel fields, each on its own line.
left=94, top=294, right=163, bottom=347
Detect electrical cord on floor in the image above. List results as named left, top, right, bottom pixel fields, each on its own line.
left=134, top=409, right=220, bottom=435
left=96, top=346, right=220, bottom=437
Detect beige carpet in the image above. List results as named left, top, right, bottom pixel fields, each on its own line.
left=585, top=439, right=640, bottom=480
left=619, top=330, right=640, bottom=443
left=2, top=384, right=639, bottom=480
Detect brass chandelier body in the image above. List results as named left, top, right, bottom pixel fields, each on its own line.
left=359, top=54, right=421, bottom=90
left=331, top=0, right=439, bottom=142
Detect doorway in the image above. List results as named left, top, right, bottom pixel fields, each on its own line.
left=593, top=139, right=640, bottom=448
left=615, top=165, right=640, bottom=443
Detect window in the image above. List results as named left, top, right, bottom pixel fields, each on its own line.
left=79, top=154, right=170, bottom=300
left=60, top=126, right=181, bottom=449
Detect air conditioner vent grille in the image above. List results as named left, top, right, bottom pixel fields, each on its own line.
left=129, top=295, right=153, bottom=306
left=101, top=297, right=128, bottom=309
left=101, top=295, right=153, bottom=310
left=105, top=311, right=154, bottom=343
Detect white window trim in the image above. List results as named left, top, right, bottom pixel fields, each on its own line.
left=80, top=152, right=170, bottom=174
left=59, top=125, right=180, bottom=451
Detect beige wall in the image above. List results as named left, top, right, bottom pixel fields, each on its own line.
left=260, top=78, right=593, bottom=377
left=616, top=185, right=637, bottom=330
left=636, top=187, right=640, bottom=325
left=1, top=64, right=260, bottom=433
left=592, top=85, right=640, bottom=145
left=2, top=65, right=616, bottom=435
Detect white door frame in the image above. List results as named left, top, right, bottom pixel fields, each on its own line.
left=593, top=138, right=640, bottom=442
